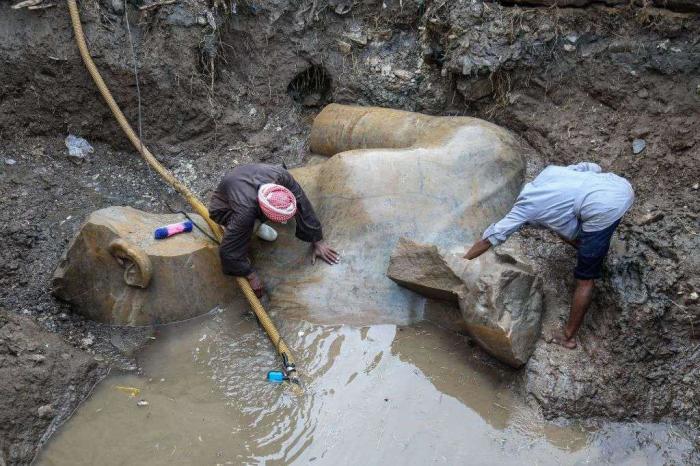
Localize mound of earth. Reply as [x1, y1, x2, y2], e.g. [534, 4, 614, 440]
[0, 309, 105, 465]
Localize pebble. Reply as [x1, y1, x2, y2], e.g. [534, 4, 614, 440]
[635, 211, 664, 226]
[37, 405, 54, 419]
[692, 183, 698, 190]
[81, 334, 95, 347]
[5, 158, 16, 165]
[28, 354, 46, 363]
[337, 40, 352, 55]
[393, 69, 413, 81]
[110, 0, 124, 14]
[563, 44, 576, 52]
[689, 292, 699, 301]
[632, 138, 646, 154]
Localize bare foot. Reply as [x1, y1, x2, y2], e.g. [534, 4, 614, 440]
[548, 331, 577, 349]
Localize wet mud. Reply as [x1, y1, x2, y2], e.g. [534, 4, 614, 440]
[37, 302, 696, 465]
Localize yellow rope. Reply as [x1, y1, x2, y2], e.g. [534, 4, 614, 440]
[66, 0, 297, 376]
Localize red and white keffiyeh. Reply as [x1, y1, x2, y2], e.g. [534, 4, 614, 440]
[257, 183, 297, 223]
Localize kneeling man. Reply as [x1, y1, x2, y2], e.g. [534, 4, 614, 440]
[464, 162, 634, 349]
[209, 163, 340, 297]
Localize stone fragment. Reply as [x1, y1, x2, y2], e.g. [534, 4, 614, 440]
[337, 40, 352, 55]
[632, 138, 646, 154]
[386, 239, 462, 303]
[80, 335, 94, 347]
[635, 211, 664, 226]
[52, 207, 237, 325]
[343, 31, 367, 46]
[37, 405, 54, 419]
[393, 69, 413, 81]
[28, 354, 46, 363]
[110, 0, 124, 14]
[563, 43, 576, 52]
[387, 238, 543, 368]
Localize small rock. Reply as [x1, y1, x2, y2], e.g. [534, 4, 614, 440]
[37, 405, 54, 419]
[206, 11, 217, 29]
[65, 134, 94, 161]
[329, 0, 352, 14]
[81, 334, 95, 347]
[28, 354, 46, 363]
[5, 158, 16, 165]
[393, 70, 413, 81]
[689, 292, 699, 301]
[344, 32, 367, 47]
[632, 138, 646, 154]
[635, 211, 664, 226]
[380, 64, 392, 76]
[566, 33, 579, 44]
[692, 183, 698, 190]
[563, 44, 576, 52]
[337, 40, 352, 55]
[637, 88, 649, 99]
[110, 0, 124, 14]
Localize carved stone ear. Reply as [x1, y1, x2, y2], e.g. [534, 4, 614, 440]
[108, 238, 153, 288]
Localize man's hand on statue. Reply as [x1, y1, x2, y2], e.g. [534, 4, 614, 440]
[312, 240, 340, 265]
[463, 238, 492, 260]
[246, 271, 265, 298]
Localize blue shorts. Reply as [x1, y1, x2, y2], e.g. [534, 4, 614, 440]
[574, 219, 621, 280]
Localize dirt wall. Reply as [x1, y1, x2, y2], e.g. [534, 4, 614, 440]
[0, 0, 698, 461]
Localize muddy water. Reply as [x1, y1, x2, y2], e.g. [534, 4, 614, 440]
[38, 302, 694, 465]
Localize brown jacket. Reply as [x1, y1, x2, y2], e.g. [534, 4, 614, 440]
[208, 163, 323, 276]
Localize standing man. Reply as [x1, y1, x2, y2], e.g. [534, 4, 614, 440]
[463, 162, 634, 349]
[209, 163, 340, 297]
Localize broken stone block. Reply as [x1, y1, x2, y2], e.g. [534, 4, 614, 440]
[52, 206, 237, 326]
[387, 238, 543, 368]
[252, 104, 526, 326]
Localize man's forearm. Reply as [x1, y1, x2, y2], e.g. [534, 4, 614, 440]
[464, 238, 492, 260]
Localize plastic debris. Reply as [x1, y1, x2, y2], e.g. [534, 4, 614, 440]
[115, 385, 141, 397]
[267, 370, 287, 383]
[136, 400, 150, 407]
[154, 220, 193, 239]
[5, 158, 16, 165]
[65, 134, 94, 160]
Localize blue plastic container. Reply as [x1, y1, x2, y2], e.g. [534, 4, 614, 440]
[267, 371, 286, 383]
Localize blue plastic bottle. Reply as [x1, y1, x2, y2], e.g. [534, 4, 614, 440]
[267, 371, 286, 383]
